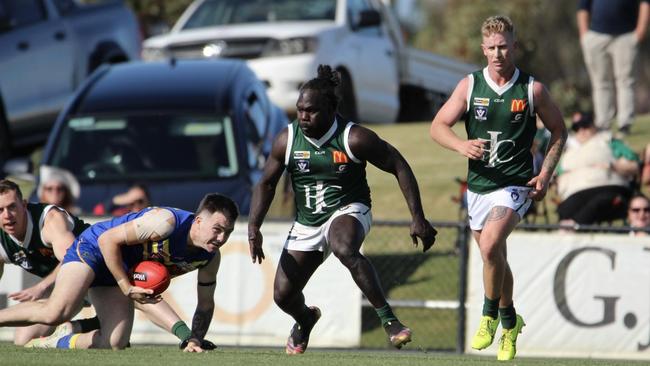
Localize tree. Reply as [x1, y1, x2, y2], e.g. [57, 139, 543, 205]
[125, 0, 193, 38]
[411, 0, 649, 115]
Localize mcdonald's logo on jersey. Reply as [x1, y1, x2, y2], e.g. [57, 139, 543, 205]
[332, 150, 348, 164]
[510, 99, 527, 112]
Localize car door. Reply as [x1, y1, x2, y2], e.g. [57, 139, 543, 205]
[0, 0, 75, 137]
[343, 0, 399, 123]
[243, 80, 289, 184]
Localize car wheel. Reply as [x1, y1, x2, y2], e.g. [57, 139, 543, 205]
[336, 70, 358, 123]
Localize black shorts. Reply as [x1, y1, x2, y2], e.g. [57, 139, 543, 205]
[557, 185, 631, 224]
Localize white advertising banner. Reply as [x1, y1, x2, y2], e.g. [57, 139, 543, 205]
[466, 232, 650, 360]
[0, 221, 361, 347]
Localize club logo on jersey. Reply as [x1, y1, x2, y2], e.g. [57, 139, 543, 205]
[474, 97, 490, 106]
[296, 159, 310, 173]
[510, 113, 524, 123]
[510, 99, 527, 112]
[475, 106, 488, 121]
[333, 150, 348, 164]
[13, 251, 32, 270]
[304, 180, 343, 214]
[294, 151, 310, 159]
[38, 247, 54, 257]
[481, 131, 515, 168]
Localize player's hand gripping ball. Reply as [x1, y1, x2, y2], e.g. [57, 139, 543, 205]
[130, 260, 170, 296]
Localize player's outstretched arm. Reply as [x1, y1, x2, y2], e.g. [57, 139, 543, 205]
[248, 128, 288, 264]
[98, 208, 176, 303]
[8, 264, 58, 302]
[183, 253, 220, 353]
[430, 77, 486, 160]
[12, 208, 78, 301]
[527, 81, 567, 201]
[348, 126, 437, 252]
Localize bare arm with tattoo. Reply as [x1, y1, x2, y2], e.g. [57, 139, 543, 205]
[183, 252, 220, 353]
[527, 81, 568, 201]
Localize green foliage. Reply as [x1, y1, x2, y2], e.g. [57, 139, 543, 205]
[124, 0, 194, 37]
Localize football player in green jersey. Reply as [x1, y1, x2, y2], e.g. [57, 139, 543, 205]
[430, 16, 567, 360]
[0, 179, 97, 345]
[248, 65, 437, 355]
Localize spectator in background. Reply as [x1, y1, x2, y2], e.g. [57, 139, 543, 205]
[639, 144, 650, 190]
[37, 165, 80, 215]
[577, 0, 649, 137]
[111, 183, 151, 216]
[556, 112, 640, 226]
[627, 193, 650, 236]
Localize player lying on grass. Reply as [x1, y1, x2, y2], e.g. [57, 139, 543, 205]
[0, 191, 237, 351]
[0, 179, 217, 349]
[0, 179, 95, 345]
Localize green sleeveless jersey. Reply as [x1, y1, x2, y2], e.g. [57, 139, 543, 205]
[464, 68, 537, 193]
[287, 119, 371, 226]
[0, 203, 89, 277]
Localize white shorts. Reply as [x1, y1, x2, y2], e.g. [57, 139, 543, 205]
[466, 186, 532, 231]
[285, 202, 372, 258]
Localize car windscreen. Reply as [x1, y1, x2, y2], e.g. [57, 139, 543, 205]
[182, 0, 336, 29]
[50, 114, 240, 182]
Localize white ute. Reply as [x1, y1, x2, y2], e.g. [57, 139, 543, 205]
[142, 0, 475, 123]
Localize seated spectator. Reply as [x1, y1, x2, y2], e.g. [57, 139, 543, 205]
[37, 165, 80, 214]
[627, 194, 650, 236]
[639, 144, 650, 190]
[111, 183, 151, 216]
[555, 112, 639, 225]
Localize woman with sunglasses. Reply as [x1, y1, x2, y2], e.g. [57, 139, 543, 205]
[627, 194, 650, 236]
[37, 166, 80, 215]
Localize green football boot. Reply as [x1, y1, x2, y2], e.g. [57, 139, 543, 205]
[471, 315, 499, 350]
[497, 314, 526, 361]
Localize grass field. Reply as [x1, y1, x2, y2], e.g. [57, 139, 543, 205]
[365, 114, 650, 222]
[14, 114, 650, 222]
[3, 344, 648, 366]
[6, 116, 650, 363]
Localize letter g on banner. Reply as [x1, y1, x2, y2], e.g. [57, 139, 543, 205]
[554, 247, 620, 327]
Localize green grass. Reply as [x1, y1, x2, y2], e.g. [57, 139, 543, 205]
[365, 114, 650, 221]
[13, 114, 650, 222]
[7, 117, 650, 363]
[2, 344, 646, 366]
[360, 225, 461, 350]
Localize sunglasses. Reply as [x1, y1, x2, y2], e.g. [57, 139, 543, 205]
[630, 207, 650, 213]
[43, 185, 65, 193]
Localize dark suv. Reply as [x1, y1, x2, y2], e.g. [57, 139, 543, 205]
[37, 59, 287, 215]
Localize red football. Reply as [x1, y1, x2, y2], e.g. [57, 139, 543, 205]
[130, 260, 170, 296]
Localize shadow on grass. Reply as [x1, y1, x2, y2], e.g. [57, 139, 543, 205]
[362, 251, 456, 335]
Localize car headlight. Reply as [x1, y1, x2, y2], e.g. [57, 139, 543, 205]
[141, 47, 168, 61]
[262, 37, 318, 57]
